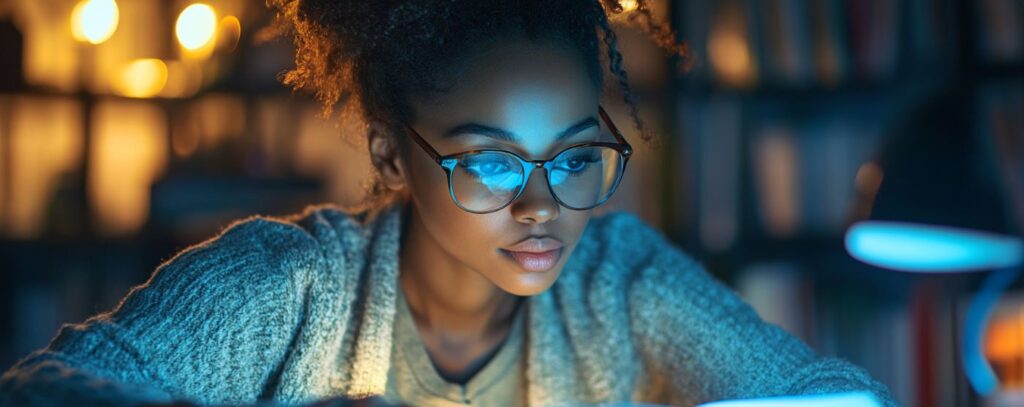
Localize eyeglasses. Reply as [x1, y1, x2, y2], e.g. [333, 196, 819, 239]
[403, 105, 633, 214]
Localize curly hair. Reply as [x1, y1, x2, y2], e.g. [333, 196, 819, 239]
[264, 0, 689, 211]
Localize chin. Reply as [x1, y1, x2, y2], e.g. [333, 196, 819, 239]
[495, 266, 563, 296]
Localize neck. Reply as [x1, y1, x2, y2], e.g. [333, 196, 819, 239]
[398, 204, 521, 340]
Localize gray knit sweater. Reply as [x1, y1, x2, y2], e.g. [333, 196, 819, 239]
[0, 203, 898, 407]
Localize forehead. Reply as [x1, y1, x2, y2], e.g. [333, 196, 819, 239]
[410, 39, 600, 155]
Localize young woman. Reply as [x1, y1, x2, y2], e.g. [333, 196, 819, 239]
[0, 1, 897, 406]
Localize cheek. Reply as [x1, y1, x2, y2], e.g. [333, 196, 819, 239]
[405, 152, 503, 250]
[405, 152, 451, 209]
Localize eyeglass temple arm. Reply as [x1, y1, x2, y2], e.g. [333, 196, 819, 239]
[404, 125, 443, 163]
[597, 105, 632, 153]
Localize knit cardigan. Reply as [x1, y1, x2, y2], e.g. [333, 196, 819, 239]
[0, 203, 898, 407]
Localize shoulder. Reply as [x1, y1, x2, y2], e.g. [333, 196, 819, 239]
[86, 203, 404, 399]
[573, 210, 750, 322]
[32, 205, 365, 401]
[154, 207, 325, 284]
[113, 202, 402, 318]
[172, 201, 400, 277]
[105, 207, 330, 326]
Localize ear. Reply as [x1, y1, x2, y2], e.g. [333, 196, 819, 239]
[369, 130, 407, 192]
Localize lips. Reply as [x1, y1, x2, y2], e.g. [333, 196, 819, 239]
[505, 237, 563, 253]
[501, 237, 564, 272]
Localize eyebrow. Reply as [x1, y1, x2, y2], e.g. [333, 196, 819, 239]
[441, 117, 599, 142]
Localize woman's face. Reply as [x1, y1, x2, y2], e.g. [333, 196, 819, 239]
[397, 39, 605, 296]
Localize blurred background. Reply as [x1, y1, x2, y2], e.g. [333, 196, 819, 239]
[0, 0, 1022, 406]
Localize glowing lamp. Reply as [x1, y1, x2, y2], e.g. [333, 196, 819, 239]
[843, 88, 1022, 398]
[845, 221, 1024, 273]
[176, 4, 217, 51]
[71, 0, 119, 44]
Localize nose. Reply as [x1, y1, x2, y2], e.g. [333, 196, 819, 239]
[510, 167, 559, 224]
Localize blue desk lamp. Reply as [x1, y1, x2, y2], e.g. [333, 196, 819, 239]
[842, 87, 1022, 397]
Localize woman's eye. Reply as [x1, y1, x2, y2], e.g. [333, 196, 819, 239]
[564, 159, 585, 171]
[465, 160, 509, 176]
[556, 153, 599, 172]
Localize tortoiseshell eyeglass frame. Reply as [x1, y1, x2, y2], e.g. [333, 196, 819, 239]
[403, 105, 633, 214]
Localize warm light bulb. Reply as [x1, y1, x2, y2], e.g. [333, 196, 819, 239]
[620, 0, 639, 12]
[175, 4, 217, 51]
[71, 0, 119, 44]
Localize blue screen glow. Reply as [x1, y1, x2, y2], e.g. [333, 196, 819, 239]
[696, 391, 882, 407]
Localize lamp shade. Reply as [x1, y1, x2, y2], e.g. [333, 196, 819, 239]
[848, 86, 1018, 273]
[846, 221, 1023, 273]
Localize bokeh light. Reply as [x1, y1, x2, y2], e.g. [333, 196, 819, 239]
[159, 60, 203, 98]
[217, 16, 242, 52]
[89, 101, 167, 237]
[708, 5, 756, 87]
[116, 59, 168, 98]
[70, 0, 119, 45]
[709, 28, 754, 86]
[175, 3, 217, 52]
